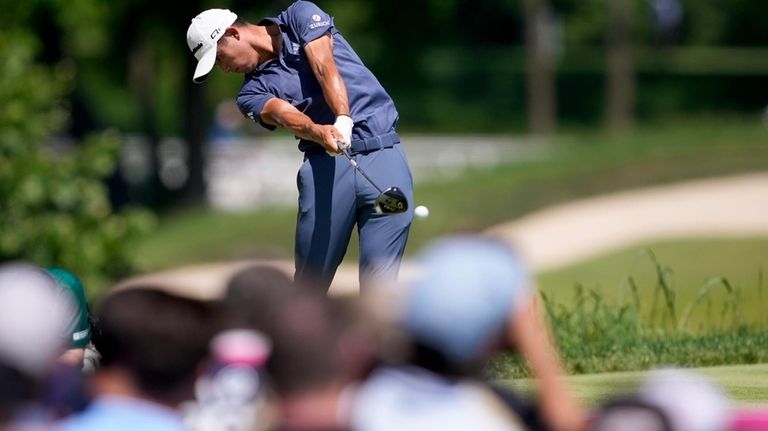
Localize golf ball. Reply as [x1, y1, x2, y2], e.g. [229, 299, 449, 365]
[414, 205, 429, 219]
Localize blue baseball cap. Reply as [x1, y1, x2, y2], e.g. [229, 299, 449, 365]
[404, 236, 532, 365]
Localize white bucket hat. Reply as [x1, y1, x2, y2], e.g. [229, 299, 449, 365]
[187, 9, 238, 83]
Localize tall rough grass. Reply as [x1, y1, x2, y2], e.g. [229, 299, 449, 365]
[490, 250, 768, 378]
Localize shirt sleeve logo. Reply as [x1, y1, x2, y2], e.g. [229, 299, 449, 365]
[309, 14, 330, 29]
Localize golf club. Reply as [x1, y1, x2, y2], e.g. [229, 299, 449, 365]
[338, 144, 408, 214]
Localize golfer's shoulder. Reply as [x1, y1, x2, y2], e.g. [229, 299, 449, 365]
[283, 0, 327, 23]
[287, 0, 323, 13]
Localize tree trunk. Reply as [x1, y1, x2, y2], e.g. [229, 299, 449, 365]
[605, 0, 635, 133]
[178, 2, 208, 205]
[524, 0, 557, 135]
[128, 41, 162, 206]
[182, 66, 207, 204]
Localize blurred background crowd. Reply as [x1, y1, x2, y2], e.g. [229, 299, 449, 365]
[0, 235, 755, 431]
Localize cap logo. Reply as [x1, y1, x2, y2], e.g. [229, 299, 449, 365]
[210, 28, 221, 39]
[191, 42, 203, 55]
[73, 328, 90, 341]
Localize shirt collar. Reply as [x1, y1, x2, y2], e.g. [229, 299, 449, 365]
[257, 16, 281, 27]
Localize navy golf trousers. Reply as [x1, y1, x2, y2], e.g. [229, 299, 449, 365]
[294, 139, 413, 292]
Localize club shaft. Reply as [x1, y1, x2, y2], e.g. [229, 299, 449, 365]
[340, 147, 384, 194]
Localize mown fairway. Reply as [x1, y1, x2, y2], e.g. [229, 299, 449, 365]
[502, 363, 768, 405]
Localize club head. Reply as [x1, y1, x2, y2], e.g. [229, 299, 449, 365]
[374, 187, 409, 214]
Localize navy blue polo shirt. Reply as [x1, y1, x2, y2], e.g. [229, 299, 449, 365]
[236, 1, 399, 151]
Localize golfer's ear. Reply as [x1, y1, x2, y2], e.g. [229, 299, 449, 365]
[224, 27, 240, 40]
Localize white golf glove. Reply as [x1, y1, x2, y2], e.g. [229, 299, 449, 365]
[327, 115, 353, 157]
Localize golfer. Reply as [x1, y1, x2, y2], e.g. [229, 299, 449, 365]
[187, 1, 413, 291]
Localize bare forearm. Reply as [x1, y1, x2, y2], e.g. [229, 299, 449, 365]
[260, 97, 344, 153]
[305, 34, 350, 117]
[262, 103, 322, 142]
[314, 61, 350, 117]
[510, 299, 587, 431]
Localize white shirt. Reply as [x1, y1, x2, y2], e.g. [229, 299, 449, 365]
[351, 366, 526, 431]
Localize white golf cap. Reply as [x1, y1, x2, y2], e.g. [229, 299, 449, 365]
[0, 262, 73, 377]
[187, 9, 238, 83]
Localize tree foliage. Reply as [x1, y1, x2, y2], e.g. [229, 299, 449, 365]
[0, 28, 154, 284]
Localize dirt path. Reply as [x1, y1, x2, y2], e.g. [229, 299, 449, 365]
[487, 171, 768, 272]
[117, 172, 768, 299]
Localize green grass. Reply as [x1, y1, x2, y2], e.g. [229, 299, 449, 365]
[483, 237, 768, 379]
[130, 117, 768, 271]
[501, 363, 768, 406]
[482, 237, 768, 378]
[485, 239, 768, 379]
[491, 328, 768, 377]
[537, 238, 768, 329]
[407, 116, 768, 252]
[129, 206, 296, 271]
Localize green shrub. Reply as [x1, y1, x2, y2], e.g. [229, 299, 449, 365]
[0, 29, 154, 293]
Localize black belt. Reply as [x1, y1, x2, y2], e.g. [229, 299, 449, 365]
[301, 131, 400, 155]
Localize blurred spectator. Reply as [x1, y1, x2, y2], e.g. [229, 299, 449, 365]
[730, 405, 768, 431]
[44, 268, 99, 372]
[206, 264, 365, 431]
[223, 264, 295, 331]
[648, 0, 682, 45]
[0, 262, 73, 428]
[352, 235, 586, 431]
[263, 290, 373, 431]
[762, 104, 768, 129]
[590, 398, 672, 431]
[638, 369, 729, 431]
[209, 101, 247, 147]
[590, 368, 730, 431]
[59, 287, 216, 431]
[197, 264, 297, 431]
[183, 328, 271, 431]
